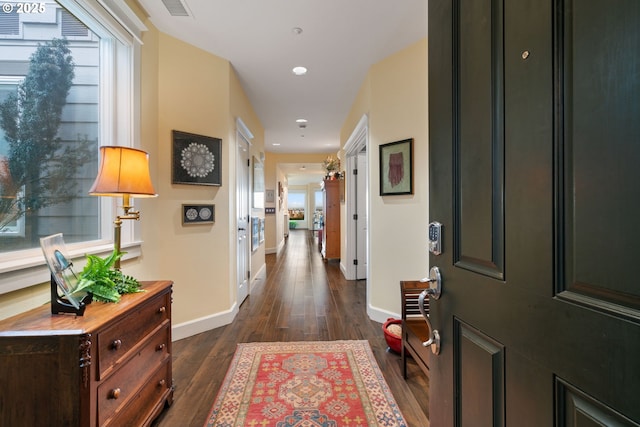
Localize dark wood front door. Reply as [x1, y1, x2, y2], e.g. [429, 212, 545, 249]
[428, 0, 640, 425]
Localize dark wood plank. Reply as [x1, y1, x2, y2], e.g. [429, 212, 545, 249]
[152, 230, 429, 427]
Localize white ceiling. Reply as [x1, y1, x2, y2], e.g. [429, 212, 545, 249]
[279, 163, 325, 186]
[136, 0, 427, 155]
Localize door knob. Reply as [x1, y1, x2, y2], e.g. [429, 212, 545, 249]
[420, 266, 442, 300]
[418, 266, 442, 355]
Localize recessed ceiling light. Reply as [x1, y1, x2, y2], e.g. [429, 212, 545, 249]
[272, 143, 281, 146]
[296, 119, 307, 123]
[292, 66, 307, 76]
[292, 27, 303, 35]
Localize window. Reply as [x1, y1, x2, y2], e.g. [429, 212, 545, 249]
[313, 190, 323, 230]
[288, 191, 306, 225]
[0, 0, 146, 293]
[0, 8, 100, 251]
[0, 76, 24, 236]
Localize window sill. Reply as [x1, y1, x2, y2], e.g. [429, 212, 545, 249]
[0, 241, 142, 295]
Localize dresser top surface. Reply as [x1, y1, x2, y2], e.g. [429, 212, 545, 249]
[0, 280, 173, 335]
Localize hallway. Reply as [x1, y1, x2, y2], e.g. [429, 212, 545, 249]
[154, 229, 429, 426]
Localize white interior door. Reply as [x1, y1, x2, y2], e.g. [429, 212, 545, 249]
[236, 133, 250, 304]
[344, 115, 369, 280]
[355, 150, 367, 279]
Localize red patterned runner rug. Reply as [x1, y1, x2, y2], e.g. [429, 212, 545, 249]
[203, 340, 408, 427]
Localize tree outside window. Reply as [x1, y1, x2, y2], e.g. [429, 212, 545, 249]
[0, 3, 100, 253]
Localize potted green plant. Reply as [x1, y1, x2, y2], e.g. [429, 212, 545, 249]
[73, 250, 143, 303]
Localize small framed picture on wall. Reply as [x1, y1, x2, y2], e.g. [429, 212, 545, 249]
[379, 138, 413, 196]
[182, 204, 215, 225]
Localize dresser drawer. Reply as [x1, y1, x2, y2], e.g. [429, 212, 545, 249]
[103, 360, 172, 427]
[97, 292, 170, 379]
[97, 324, 170, 426]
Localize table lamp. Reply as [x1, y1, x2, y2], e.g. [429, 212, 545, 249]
[89, 146, 157, 270]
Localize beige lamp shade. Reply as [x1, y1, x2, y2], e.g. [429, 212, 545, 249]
[89, 146, 157, 197]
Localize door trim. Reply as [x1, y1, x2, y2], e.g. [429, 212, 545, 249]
[236, 117, 253, 305]
[343, 115, 369, 281]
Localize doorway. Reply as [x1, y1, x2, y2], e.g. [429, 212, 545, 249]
[236, 119, 252, 305]
[344, 115, 369, 280]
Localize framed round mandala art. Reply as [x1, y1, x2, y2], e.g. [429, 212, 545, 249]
[182, 204, 215, 225]
[172, 130, 222, 186]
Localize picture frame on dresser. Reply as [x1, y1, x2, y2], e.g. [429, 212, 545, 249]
[40, 233, 91, 315]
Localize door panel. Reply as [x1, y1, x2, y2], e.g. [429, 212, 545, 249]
[428, 0, 640, 425]
[456, 0, 505, 279]
[454, 320, 505, 427]
[561, 0, 640, 308]
[557, 379, 638, 427]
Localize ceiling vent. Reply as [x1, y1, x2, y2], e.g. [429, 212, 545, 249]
[161, 0, 190, 17]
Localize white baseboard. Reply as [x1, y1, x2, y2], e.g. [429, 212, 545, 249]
[172, 302, 238, 341]
[265, 237, 285, 255]
[251, 262, 267, 290]
[172, 264, 269, 342]
[340, 261, 348, 277]
[367, 304, 401, 325]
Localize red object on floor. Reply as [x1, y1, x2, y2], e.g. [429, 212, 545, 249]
[383, 318, 402, 353]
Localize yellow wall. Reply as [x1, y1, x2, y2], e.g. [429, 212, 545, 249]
[341, 38, 428, 318]
[135, 32, 233, 324]
[0, 282, 50, 320]
[134, 31, 265, 326]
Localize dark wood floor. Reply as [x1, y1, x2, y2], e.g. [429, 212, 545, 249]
[153, 229, 430, 427]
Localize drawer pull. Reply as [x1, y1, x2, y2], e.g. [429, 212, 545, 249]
[111, 339, 122, 350]
[109, 388, 121, 400]
[158, 306, 166, 314]
[158, 379, 166, 387]
[156, 343, 166, 351]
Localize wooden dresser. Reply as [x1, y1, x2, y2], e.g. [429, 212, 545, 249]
[0, 280, 173, 427]
[321, 179, 341, 260]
